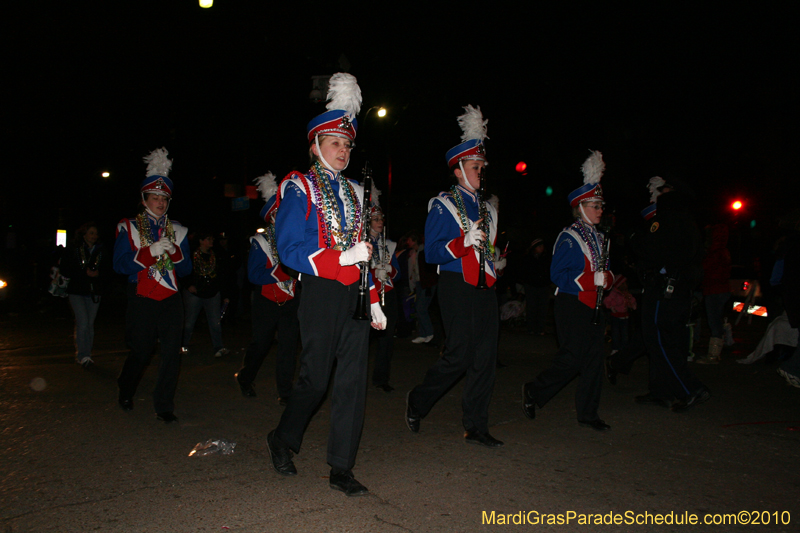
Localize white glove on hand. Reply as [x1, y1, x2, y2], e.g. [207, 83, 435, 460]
[149, 239, 168, 257]
[159, 236, 176, 255]
[371, 302, 387, 330]
[375, 266, 387, 282]
[494, 257, 507, 271]
[339, 242, 371, 266]
[594, 271, 606, 287]
[464, 219, 485, 248]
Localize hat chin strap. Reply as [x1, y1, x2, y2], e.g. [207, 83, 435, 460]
[579, 203, 593, 225]
[314, 135, 349, 175]
[458, 161, 476, 192]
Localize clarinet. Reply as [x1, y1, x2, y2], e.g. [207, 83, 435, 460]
[476, 166, 488, 289]
[353, 161, 373, 320]
[591, 232, 611, 325]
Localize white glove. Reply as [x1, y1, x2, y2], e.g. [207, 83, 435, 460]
[494, 257, 507, 271]
[594, 271, 606, 287]
[149, 239, 168, 257]
[375, 266, 387, 282]
[159, 236, 176, 255]
[371, 302, 387, 330]
[339, 241, 371, 266]
[464, 219, 485, 248]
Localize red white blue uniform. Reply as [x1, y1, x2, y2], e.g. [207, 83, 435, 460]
[248, 234, 296, 304]
[424, 185, 498, 287]
[113, 215, 191, 299]
[368, 235, 400, 294]
[276, 168, 377, 304]
[551, 220, 613, 309]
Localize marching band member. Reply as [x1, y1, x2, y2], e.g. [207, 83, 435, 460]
[405, 105, 503, 448]
[266, 73, 385, 497]
[522, 150, 614, 431]
[236, 173, 301, 404]
[113, 147, 191, 423]
[368, 190, 401, 392]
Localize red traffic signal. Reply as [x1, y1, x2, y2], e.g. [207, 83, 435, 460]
[515, 161, 527, 174]
[731, 200, 743, 211]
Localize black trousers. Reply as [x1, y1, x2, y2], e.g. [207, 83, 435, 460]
[531, 292, 605, 422]
[274, 275, 370, 471]
[238, 290, 301, 398]
[371, 288, 398, 386]
[408, 271, 499, 434]
[640, 288, 705, 401]
[118, 286, 184, 413]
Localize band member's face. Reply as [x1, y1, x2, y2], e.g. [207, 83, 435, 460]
[582, 201, 604, 225]
[456, 159, 485, 191]
[313, 135, 353, 172]
[143, 193, 169, 218]
[370, 216, 384, 235]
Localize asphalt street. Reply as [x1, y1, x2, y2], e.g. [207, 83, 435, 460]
[1, 301, 798, 532]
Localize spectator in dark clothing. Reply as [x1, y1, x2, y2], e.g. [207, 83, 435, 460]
[182, 230, 230, 357]
[696, 224, 731, 364]
[60, 222, 110, 367]
[521, 238, 551, 335]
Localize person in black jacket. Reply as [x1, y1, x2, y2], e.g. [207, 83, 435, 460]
[181, 230, 230, 358]
[60, 222, 109, 367]
[631, 179, 709, 412]
[521, 238, 552, 335]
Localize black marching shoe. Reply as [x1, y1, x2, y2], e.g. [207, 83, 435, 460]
[374, 383, 395, 393]
[464, 430, 504, 448]
[119, 398, 134, 412]
[604, 356, 618, 385]
[578, 419, 611, 431]
[671, 386, 711, 413]
[405, 391, 421, 433]
[521, 382, 537, 419]
[635, 392, 671, 408]
[267, 430, 297, 476]
[329, 469, 369, 497]
[235, 373, 257, 397]
[157, 412, 178, 423]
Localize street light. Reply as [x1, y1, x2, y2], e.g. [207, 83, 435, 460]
[101, 172, 110, 178]
[199, 0, 213, 7]
[377, 107, 387, 118]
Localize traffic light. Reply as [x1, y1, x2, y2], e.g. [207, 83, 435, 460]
[545, 186, 553, 197]
[731, 200, 743, 211]
[515, 161, 527, 175]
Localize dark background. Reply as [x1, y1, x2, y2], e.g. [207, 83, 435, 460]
[3, 2, 797, 281]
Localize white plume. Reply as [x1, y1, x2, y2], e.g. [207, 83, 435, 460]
[326, 73, 362, 118]
[488, 194, 499, 212]
[581, 150, 604, 185]
[254, 172, 278, 202]
[647, 176, 665, 203]
[143, 147, 172, 177]
[372, 185, 382, 209]
[457, 105, 489, 142]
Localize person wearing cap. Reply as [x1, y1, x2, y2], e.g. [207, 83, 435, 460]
[367, 198, 401, 392]
[113, 147, 191, 423]
[235, 173, 301, 404]
[630, 176, 709, 412]
[265, 73, 385, 497]
[522, 150, 614, 432]
[405, 105, 504, 448]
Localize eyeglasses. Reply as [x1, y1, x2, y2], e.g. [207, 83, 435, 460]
[584, 204, 604, 210]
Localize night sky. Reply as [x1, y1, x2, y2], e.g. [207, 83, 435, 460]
[4, 2, 797, 255]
